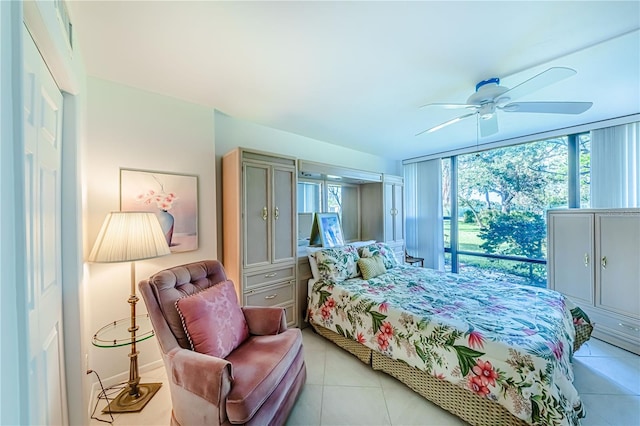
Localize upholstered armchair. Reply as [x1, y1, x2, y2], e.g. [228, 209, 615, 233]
[138, 260, 306, 425]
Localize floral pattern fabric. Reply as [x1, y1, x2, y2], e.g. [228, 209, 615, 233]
[358, 242, 399, 269]
[308, 265, 591, 426]
[313, 245, 360, 282]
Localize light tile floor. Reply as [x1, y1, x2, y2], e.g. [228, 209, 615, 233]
[90, 328, 640, 426]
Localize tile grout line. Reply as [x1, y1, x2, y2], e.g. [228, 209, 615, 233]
[379, 375, 394, 426]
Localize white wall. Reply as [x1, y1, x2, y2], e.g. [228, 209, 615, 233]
[83, 77, 217, 384]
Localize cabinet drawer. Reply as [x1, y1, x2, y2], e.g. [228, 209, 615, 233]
[584, 306, 640, 346]
[244, 266, 295, 289]
[245, 281, 294, 307]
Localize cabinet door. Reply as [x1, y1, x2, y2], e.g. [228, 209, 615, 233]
[596, 214, 640, 319]
[243, 163, 270, 268]
[392, 184, 404, 242]
[384, 183, 394, 242]
[272, 166, 296, 264]
[548, 213, 594, 305]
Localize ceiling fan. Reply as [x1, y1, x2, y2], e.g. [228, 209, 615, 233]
[417, 67, 593, 137]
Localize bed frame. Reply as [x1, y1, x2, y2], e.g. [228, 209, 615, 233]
[311, 321, 529, 426]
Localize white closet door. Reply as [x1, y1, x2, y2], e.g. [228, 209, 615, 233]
[392, 184, 404, 242]
[548, 212, 594, 305]
[23, 26, 67, 425]
[596, 213, 640, 319]
[243, 162, 270, 268]
[384, 183, 394, 242]
[272, 166, 295, 264]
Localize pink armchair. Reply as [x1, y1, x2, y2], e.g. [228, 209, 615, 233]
[138, 260, 306, 425]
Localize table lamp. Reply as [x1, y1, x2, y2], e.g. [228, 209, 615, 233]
[88, 211, 171, 413]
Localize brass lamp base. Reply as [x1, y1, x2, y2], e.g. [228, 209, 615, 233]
[102, 382, 162, 413]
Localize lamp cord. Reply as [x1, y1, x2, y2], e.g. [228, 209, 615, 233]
[88, 369, 115, 424]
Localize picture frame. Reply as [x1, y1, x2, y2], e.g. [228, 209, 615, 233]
[313, 212, 345, 248]
[120, 168, 198, 253]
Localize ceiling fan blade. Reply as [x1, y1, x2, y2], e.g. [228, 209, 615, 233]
[479, 114, 498, 137]
[501, 101, 593, 114]
[420, 102, 478, 109]
[500, 67, 577, 102]
[416, 112, 475, 136]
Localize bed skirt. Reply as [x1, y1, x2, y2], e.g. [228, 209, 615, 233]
[311, 321, 528, 426]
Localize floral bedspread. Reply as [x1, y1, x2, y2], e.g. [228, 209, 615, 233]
[308, 265, 591, 426]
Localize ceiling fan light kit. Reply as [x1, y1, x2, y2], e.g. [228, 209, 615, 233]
[418, 67, 594, 138]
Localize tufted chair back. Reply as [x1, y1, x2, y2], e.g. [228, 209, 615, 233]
[143, 260, 228, 350]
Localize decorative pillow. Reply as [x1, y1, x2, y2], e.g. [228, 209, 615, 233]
[306, 246, 324, 280]
[313, 245, 360, 282]
[358, 255, 387, 280]
[175, 280, 249, 358]
[347, 240, 376, 249]
[306, 241, 375, 280]
[358, 242, 399, 269]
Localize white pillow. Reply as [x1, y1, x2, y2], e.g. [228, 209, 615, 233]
[348, 240, 376, 249]
[306, 246, 324, 280]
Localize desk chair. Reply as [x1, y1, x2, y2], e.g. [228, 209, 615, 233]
[405, 250, 424, 267]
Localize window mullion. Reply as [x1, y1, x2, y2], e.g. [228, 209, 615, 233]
[568, 134, 580, 208]
[451, 156, 459, 273]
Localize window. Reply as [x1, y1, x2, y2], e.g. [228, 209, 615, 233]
[445, 132, 590, 288]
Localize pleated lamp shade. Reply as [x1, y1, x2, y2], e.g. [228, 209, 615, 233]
[88, 211, 171, 263]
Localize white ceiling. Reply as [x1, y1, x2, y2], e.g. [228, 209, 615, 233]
[68, 1, 640, 161]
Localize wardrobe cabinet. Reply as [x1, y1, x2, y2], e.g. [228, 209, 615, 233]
[223, 148, 298, 327]
[361, 174, 405, 261]
[548, 209, 640, 354]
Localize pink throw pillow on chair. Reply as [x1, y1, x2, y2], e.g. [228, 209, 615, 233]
[175, 280, 249, 358]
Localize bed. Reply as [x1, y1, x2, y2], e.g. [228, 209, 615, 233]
[306, 242, 593, 426]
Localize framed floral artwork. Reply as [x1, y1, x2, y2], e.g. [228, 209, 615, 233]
[120, 168, 198, 252]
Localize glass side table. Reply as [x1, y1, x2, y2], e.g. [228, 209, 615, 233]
[92, 314, 155, 347]
[92, 314, 161, 413]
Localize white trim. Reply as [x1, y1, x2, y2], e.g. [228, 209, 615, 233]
[403, 113, 640, 164]
[0, 2, 30, 424]
[383, 173, 403, 185]
[61, 92, 87, 426]
[23, 0, 79, 93]
[299, 160, 383, 183]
